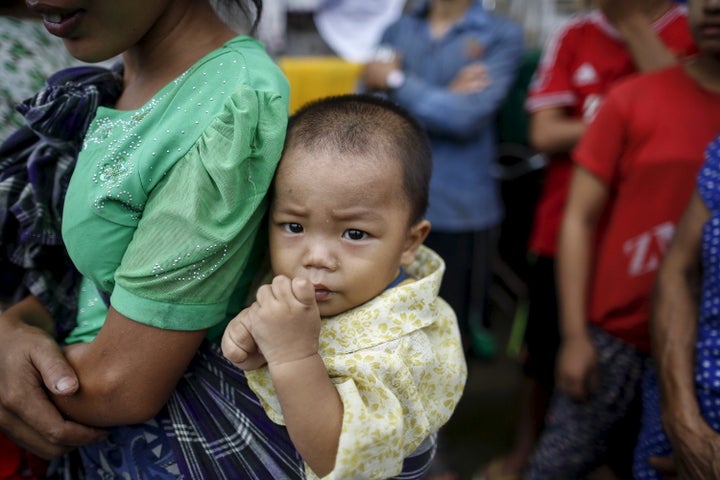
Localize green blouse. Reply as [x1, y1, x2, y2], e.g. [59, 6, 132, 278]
[62, 36, 289, 344]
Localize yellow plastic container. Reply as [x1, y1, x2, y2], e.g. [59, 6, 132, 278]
[277, 56, 364, 113]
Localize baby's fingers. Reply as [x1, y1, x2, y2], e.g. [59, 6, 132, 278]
[221, 320, 256, 365]
[290, 277, 316, 306]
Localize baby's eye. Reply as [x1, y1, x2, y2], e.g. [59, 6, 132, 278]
[283, 223, 303, 234]
[343, 229, 368, 241]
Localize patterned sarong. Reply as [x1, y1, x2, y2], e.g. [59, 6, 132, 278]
[161, 342, 436, 479]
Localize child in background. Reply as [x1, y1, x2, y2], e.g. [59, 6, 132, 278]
[478, 1, 696, 478]
[222, 94, 468, 480]
[527, 0, 720, 476]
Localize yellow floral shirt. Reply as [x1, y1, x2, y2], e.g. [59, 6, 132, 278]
[245, 245, 468, 479]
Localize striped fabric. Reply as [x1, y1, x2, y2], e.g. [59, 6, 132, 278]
[162, 342, 305, 479]
[162, 342, 437, 479]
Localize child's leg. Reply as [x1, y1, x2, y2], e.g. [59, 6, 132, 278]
[524, 327, 646, 479]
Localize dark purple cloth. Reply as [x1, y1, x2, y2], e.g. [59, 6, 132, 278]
[0, 65, 122, 337]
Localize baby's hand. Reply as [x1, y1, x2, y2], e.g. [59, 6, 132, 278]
[221, 311, 267, 370]
[246, 275, 321, 366]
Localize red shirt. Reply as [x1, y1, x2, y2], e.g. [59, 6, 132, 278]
[0, 433, 46, 480]
[525, 5, 696, 256]
[574, 65, 720, 351]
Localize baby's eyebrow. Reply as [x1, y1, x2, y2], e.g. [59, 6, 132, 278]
[331, 208, 384, 222]
[271, 203, 308, 216]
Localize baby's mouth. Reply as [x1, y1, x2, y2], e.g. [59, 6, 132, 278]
[43, 13, 63, 23]
[313, 286, 333, 302]
[42, 10, 82, 24]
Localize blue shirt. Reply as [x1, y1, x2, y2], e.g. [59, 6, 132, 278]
[378, 0, 523, 231]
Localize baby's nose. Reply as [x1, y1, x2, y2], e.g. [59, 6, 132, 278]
[303, 242, 338, 270]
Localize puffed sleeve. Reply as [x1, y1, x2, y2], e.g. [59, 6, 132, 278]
[111, 86, 287, 331]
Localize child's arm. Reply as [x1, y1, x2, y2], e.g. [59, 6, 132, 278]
[529, 108, 587, 155]
[269, 352, 343, 477]
[240, 275, 342, 478]
[556, 166, 609, 401]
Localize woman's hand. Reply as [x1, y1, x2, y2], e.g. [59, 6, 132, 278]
[663, 413, 720, 479]
[0, 298, 105, 459]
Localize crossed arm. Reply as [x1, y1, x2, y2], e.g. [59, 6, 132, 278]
[0, 293, 206, 459]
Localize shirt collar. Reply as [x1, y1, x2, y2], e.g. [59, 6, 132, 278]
[409, 0, 492, 30]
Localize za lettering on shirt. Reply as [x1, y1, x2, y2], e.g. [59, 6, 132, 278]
[623, 221, 675, 277]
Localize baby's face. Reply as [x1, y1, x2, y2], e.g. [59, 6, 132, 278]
[269, 147, 416, 316]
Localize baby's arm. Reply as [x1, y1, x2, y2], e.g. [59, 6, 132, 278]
[244, 275, 343, 477]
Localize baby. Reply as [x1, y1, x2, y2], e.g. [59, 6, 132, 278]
[222, 94, 467, 480]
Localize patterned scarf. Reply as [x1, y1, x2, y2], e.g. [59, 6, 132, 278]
[0, 65, 122, 338]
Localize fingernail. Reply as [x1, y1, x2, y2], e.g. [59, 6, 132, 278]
[55, 377, 77, 393]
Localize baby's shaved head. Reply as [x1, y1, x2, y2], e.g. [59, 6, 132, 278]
[283, 94, 432, 224]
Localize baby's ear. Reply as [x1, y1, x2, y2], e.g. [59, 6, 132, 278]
[400, 219, 431, 266]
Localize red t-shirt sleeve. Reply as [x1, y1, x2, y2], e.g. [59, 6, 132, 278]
[572, 88, 627, 185]
[526, 25, 576, 111]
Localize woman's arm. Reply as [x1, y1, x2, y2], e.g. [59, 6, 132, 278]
[52, 307, 206, 426]
[556, 166, 609, 400]
[653, 193, 705, 429]
[651, 192, 720, 478]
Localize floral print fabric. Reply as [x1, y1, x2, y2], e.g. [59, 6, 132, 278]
[246, 245, 468, 480]
[0, 17, 79, 143]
